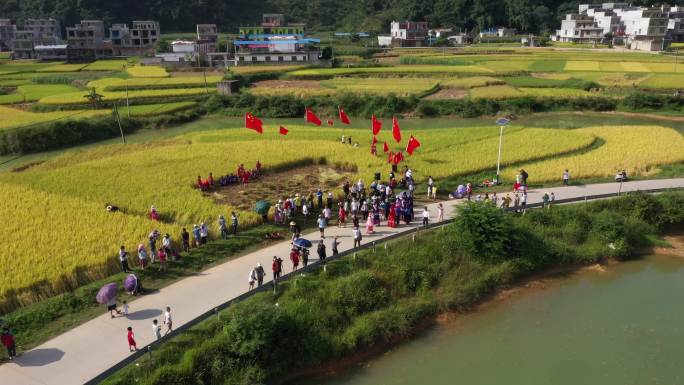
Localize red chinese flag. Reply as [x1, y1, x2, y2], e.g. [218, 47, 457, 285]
[392, 116, 402, 143]
[388, 151, 394, 164]
[327, 119, 334, 126]
[279, 126, 289, 135]
[372, 136, 378, 145]
[338, 105, 351, 125]
[383, 142, 389, 153]
[371, 115, 382, 135]
[406, 135, 421, 155]
[305, 107, 322, 126]
[245, 112, 263, 134]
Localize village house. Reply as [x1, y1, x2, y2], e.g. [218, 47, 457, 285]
[235, 14, 319, 65]
[390, 20, 429, 47]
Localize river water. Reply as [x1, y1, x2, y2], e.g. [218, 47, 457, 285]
[303, 254, 684, 385]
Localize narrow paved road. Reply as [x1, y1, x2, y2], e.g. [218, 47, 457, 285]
[2, 178, 683, 385]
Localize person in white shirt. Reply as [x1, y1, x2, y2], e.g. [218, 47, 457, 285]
[164, 306, 173, 335]
[422, 206, 430, 226]
[562, 170, 570, 185]
[352, 227, 362, 247]
[152, 319, 162, 340]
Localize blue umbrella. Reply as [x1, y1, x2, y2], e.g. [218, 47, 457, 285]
[293, 238, 312, 248]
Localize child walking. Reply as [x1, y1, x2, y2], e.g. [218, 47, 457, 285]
[127, 327, 137, 352]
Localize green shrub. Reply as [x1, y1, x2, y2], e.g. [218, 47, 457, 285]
[454, 202, 517, 262]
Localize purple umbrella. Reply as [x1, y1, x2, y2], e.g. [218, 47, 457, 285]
[124, 274, 138, 292]
[96, 283, 118, 304]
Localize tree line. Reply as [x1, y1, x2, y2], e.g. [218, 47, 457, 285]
[0, 0, 680, 34]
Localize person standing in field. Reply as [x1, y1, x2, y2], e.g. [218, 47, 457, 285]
[1, 328, 16, 360]
[157, 248, 167, 271]
[255, 263, 265, 286]
[127, 326, 137, 352]
[164, 307, 173, 335]
[316, 188, 324, 210]
[191, 225, 201, 248]
[231, 212, 239, 235]
[119, 246, 130, 273]
[199, 223, 208, 244]
[181, 228, 190, 253]
[218, 215, 228, 239]
[137, 244, 148, 269]
[162, 233, 173, 258]
[152, 319, 161, 341]
[562, 169, 570, 185]
[327, 192, 334, 210]
[148, 229, 160, 263]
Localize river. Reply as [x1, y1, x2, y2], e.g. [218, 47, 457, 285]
[300, 253, 684, 385]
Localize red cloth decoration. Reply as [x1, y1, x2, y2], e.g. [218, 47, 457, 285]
[338, 105, 351, 124]
[279, 126, 289, 135]
[372, 136, 378, 145]
[406, 135, 421, 155]
[305, 107, 322, 126]
[371, 115, 382, 135]
[383, 142, 389, 153]
[392, 116, 402, 143]
[245, 112, 263, 134]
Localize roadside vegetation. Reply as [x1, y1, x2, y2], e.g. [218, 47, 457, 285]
[101, 192, 684, 385]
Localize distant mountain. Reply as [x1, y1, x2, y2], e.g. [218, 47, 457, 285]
[0, 0, 677, 35]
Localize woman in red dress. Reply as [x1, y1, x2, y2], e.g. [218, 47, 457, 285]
[338, 204, 347, 228]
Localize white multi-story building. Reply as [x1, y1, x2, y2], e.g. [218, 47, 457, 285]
[555, 3, 675, 51]
[556, 14, 604, 43]
[614, 7, 667, 51]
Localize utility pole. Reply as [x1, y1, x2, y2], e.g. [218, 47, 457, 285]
[495, 117, 510, 184]
[203, 68, 209, 94]
[125, 81, 130, 118]
[114, 104, 126, 144]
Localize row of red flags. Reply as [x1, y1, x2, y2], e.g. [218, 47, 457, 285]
[244, 106, 421, 161]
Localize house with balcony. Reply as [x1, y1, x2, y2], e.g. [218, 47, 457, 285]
[12, 30, 36, 58]
[25, 18, 61, 45]
[110, 20, 159, 56]
[555, 14, 605, 44]
[614, 7, 667, 51]
[0, 19, 15, 52]
[66, 20, 109, 60]
[236, 14, 318, 65]
[390, 21, 428, 47]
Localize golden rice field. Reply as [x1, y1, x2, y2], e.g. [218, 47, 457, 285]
[0, 106, 109, 130]
[126, 65, 169, 78]
[87, 76, 224, 91]
[469, 85, 524, 99]
[440, 76, 504, 88]
[3, 120, 682, 304]
[82, 60, 129, 71]
[38, 87, 214, 105]
[502, 125, 684, 182]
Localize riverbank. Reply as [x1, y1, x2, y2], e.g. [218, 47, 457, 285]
[100, 191, 684, 385]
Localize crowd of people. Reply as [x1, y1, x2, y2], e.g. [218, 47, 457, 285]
[197, 161, 263, 191]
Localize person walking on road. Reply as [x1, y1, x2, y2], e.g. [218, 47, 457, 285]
[352, 226, 362, 248]
[2, 327, 17, 360]
[248, 267, 256, 290]
[332, 236, 340, 256]
[513, 193, 520, 212]
[119, 246, 130, 273]
[152, 319, 161, 340]
[127, 326, 137, 352]
[290, 248, 300, 271]
[164, 307, 173, 335]
[302, 248, 309, 267]
[542, 192, 550, 208]
[272, 256, 282, 280]
[422, 206, 430, 227]
[521, 192, 528, 213]
[562, 170, 570, 185]
[317, 239, 327, 262]
[317, 214, 326, 237]
[255, 263, 265, 287]
[437, 203, 444, 222]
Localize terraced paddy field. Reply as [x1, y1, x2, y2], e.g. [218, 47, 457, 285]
[1, 115, 683, 307]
